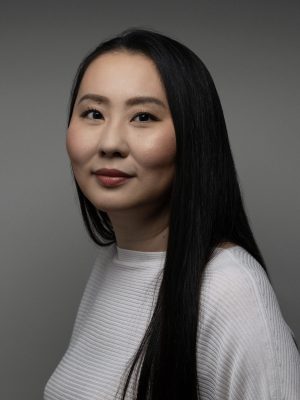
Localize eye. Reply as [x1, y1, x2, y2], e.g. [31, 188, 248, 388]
[80, 108, 103, 120]
[132, 112, 158, 122]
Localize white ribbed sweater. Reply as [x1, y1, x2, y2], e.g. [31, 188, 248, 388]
[44, 244, 300, 399]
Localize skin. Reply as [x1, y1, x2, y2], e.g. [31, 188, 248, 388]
[66, 51, 176, 251]
[66, 50, 235, 252]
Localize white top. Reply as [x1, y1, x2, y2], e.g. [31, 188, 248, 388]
[44, 244, 300, 400]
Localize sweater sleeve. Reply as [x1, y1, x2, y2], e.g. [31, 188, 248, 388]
[197, 251, 300, 400]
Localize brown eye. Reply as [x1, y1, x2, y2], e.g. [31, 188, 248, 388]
[132, 112, 158, 122]
[81, 108, 103, 120]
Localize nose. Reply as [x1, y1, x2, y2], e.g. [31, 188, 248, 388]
[97, 119, 128, 158]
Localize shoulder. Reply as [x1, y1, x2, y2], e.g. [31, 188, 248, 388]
[198, 246, 276, 349]
[197, 246, 300, 400]
[70, 244, 116, 329]
[89, 242, 116, 279]
[200, 245, 280, 320]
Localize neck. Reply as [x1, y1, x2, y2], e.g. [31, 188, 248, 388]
[107, 203, 170, 252]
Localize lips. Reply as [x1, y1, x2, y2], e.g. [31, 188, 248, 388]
[94, 168, 133, 178]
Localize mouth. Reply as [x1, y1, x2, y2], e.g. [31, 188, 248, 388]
[93, 168, 133, 178]
[94, 174, 132, 187]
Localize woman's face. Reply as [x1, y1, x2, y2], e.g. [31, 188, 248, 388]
[66, 51, 176, 214]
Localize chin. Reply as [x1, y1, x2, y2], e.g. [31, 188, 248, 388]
[93, 202, 135, 213]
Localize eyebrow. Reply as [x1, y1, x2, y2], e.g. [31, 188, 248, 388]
[78, 93, 167, 109]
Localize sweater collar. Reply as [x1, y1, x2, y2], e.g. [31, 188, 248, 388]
[113, 243, 166, 267]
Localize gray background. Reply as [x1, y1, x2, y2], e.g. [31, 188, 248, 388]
[1, 1, 299, 398]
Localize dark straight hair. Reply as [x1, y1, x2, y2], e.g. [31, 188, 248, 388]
[67, 27, 273, 400]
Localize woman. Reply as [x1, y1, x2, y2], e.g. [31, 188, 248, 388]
[44, 28, 300, 400]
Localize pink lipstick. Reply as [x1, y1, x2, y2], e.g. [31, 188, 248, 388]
[95, 175, 131, 187]
[93, 168, 133, 187]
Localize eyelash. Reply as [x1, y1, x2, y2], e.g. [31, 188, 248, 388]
[80, 107, 159, 122]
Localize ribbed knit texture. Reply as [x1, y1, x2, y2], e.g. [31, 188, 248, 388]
[44, 244, 300, 400]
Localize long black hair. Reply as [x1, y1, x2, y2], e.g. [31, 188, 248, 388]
[67, 27, 272, 400]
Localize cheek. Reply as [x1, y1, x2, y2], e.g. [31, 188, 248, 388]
[136, 128, 176, 169]
[66, 126, 93, 165]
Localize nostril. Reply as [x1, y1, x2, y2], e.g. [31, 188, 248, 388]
[100, 150, 124, 158]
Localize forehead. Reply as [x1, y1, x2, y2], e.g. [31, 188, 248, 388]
[78, 51, 166, 99]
